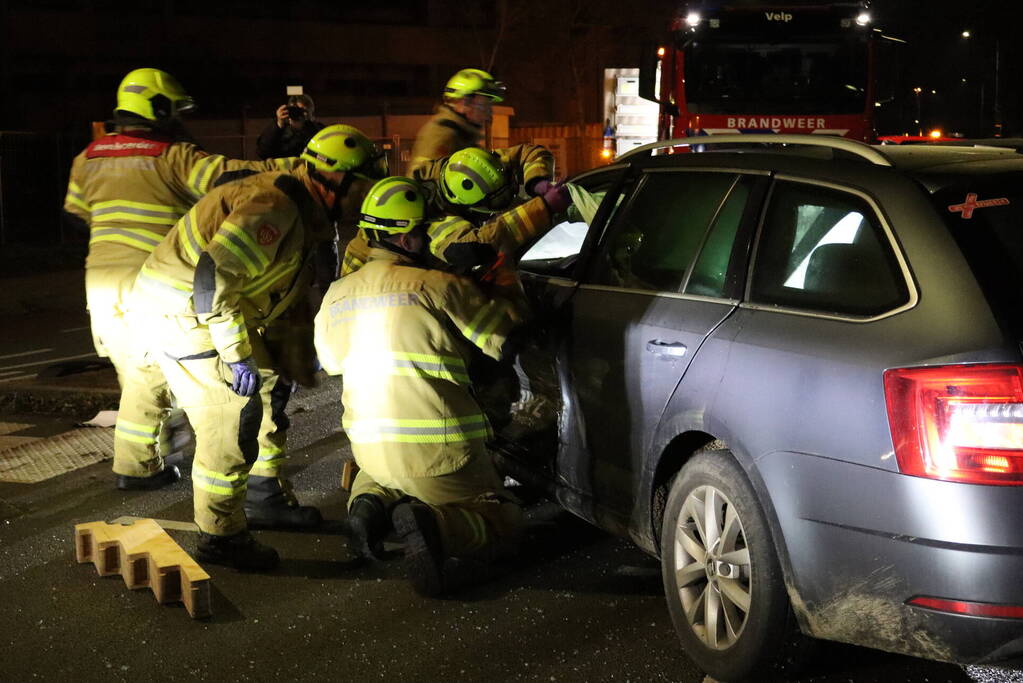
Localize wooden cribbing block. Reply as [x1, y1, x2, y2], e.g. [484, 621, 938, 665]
[74, 518, 212, 619]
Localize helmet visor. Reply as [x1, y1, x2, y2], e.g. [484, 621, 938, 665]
[175, 96, 197, 116]
[354, 147, 389, 181]
[478, 80, 506, 102]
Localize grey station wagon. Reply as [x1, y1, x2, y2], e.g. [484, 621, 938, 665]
[488, 136, 1023, 681]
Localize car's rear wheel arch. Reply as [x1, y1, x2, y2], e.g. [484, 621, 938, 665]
[649, 431, 723, 554]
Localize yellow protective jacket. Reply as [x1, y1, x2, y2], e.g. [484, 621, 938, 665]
[134, 164, 335, 364]
[408, 105, 483, 174]
[64, 127, 294, 271]
[314, 246, 522, 479]
[341, 144, 556, 275]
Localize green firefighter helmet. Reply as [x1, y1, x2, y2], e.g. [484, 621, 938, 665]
[443, 68, 506, 102]
[357, 177, 426, 235]
[115, 68, 196, 121]
[301, 124, 388, 179]
[441, 147, 512, 212]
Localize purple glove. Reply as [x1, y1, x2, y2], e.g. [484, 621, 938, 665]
[227, 357, 262, 397]
[541, 182, 571, 214]
[529, 179, 554, 197]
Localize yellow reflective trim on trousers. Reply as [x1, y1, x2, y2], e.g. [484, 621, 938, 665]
[212, 221, 268, 277]
[114, 431, 158, 445]
[89, 231, 160, 252]
[192, 462, 247, 497]
[114, 421, 159, 444]
[344, 414, 490, 444]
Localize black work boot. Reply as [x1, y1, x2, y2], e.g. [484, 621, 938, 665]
[392, 503, 446, 597]
[244, 501, 322, 530]
[245, 475, 323, 530]
[347, 494, 389, 560]
[116, 465, 181, 491]
[196, 531, 279, 571]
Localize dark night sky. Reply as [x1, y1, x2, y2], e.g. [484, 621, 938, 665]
[4, 0, 1023, 136]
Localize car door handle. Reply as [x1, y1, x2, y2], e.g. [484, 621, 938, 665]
[646, 340, 688, 357]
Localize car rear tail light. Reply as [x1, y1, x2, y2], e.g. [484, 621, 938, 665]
[884, 364, 1023, 485]
[908, 596, 1023, 619]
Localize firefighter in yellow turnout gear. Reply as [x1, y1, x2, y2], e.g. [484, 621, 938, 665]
[132, 125, 383, 570]
[62, 68, 295, 491]
[409, 68, 506, 175]
[315, 177, 527, 595]
[341, 144, 565, 277]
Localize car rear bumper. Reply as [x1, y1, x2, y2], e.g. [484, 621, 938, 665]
[757, 450, 1023, 663]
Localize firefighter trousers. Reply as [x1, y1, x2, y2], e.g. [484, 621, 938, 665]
[93, 267, 185, 478]
[152, 316, 294, 535]
[349, 452, 523, 559]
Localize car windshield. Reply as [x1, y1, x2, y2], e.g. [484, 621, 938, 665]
[931, 175, 1023, 334]
[683, 39, 867, 115]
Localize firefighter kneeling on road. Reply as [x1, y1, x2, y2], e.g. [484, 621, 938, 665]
[314, 177, 528, 595]
[132, 124, 383, 570]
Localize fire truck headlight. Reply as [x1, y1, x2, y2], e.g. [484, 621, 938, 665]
[686, 12, 701, 27]
[855, 12, 871, 26]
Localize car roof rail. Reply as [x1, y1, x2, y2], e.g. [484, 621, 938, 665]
[620, 135, 893, 167]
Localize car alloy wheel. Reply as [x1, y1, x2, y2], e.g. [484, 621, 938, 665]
[672, 483, 751, 650]
[660, 450, 807, 681]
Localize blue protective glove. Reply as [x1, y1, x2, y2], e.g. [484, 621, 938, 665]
[529, 179, 554, 197]
[227, 357, 262, 397]
[541, 182, 571, 214]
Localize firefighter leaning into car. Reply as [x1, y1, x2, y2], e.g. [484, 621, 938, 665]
[62, 68, 296, 492]
[408, 68, 506, 174]
[314, 176, 530, 595]
[129, 125, 383, 570]
[341, 144, 569, 276]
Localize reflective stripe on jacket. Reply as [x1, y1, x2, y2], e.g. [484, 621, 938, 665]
[134, 165, 332, 363]
[314, 246, 522, 479]
[64, 129, 295, 270]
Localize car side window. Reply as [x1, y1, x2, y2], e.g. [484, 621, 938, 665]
[750, 181, 909, 316]
[520, 170, 624, 271]
[588, 171, 739, 292]
[685, 176, 755, 298]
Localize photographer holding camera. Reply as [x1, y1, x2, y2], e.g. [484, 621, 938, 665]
[256, 93, 325, 159]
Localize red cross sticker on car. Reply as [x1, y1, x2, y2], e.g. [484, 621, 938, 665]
[948, 193, 1010, 219]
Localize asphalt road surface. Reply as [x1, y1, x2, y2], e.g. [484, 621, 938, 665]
[1, 379, 1021, 682]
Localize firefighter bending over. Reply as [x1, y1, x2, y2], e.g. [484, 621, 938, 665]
[315, 177, 526, 595]
[130, 125, 383, 570]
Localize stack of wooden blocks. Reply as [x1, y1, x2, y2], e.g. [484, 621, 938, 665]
[74, 518, 211, 619]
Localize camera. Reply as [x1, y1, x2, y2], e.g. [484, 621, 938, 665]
[286, 105, 306, 120]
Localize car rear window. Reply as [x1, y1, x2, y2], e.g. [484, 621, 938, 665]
[931, 175, 1023, 334]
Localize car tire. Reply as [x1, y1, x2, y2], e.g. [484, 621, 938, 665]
[660, 449, 805, 682]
